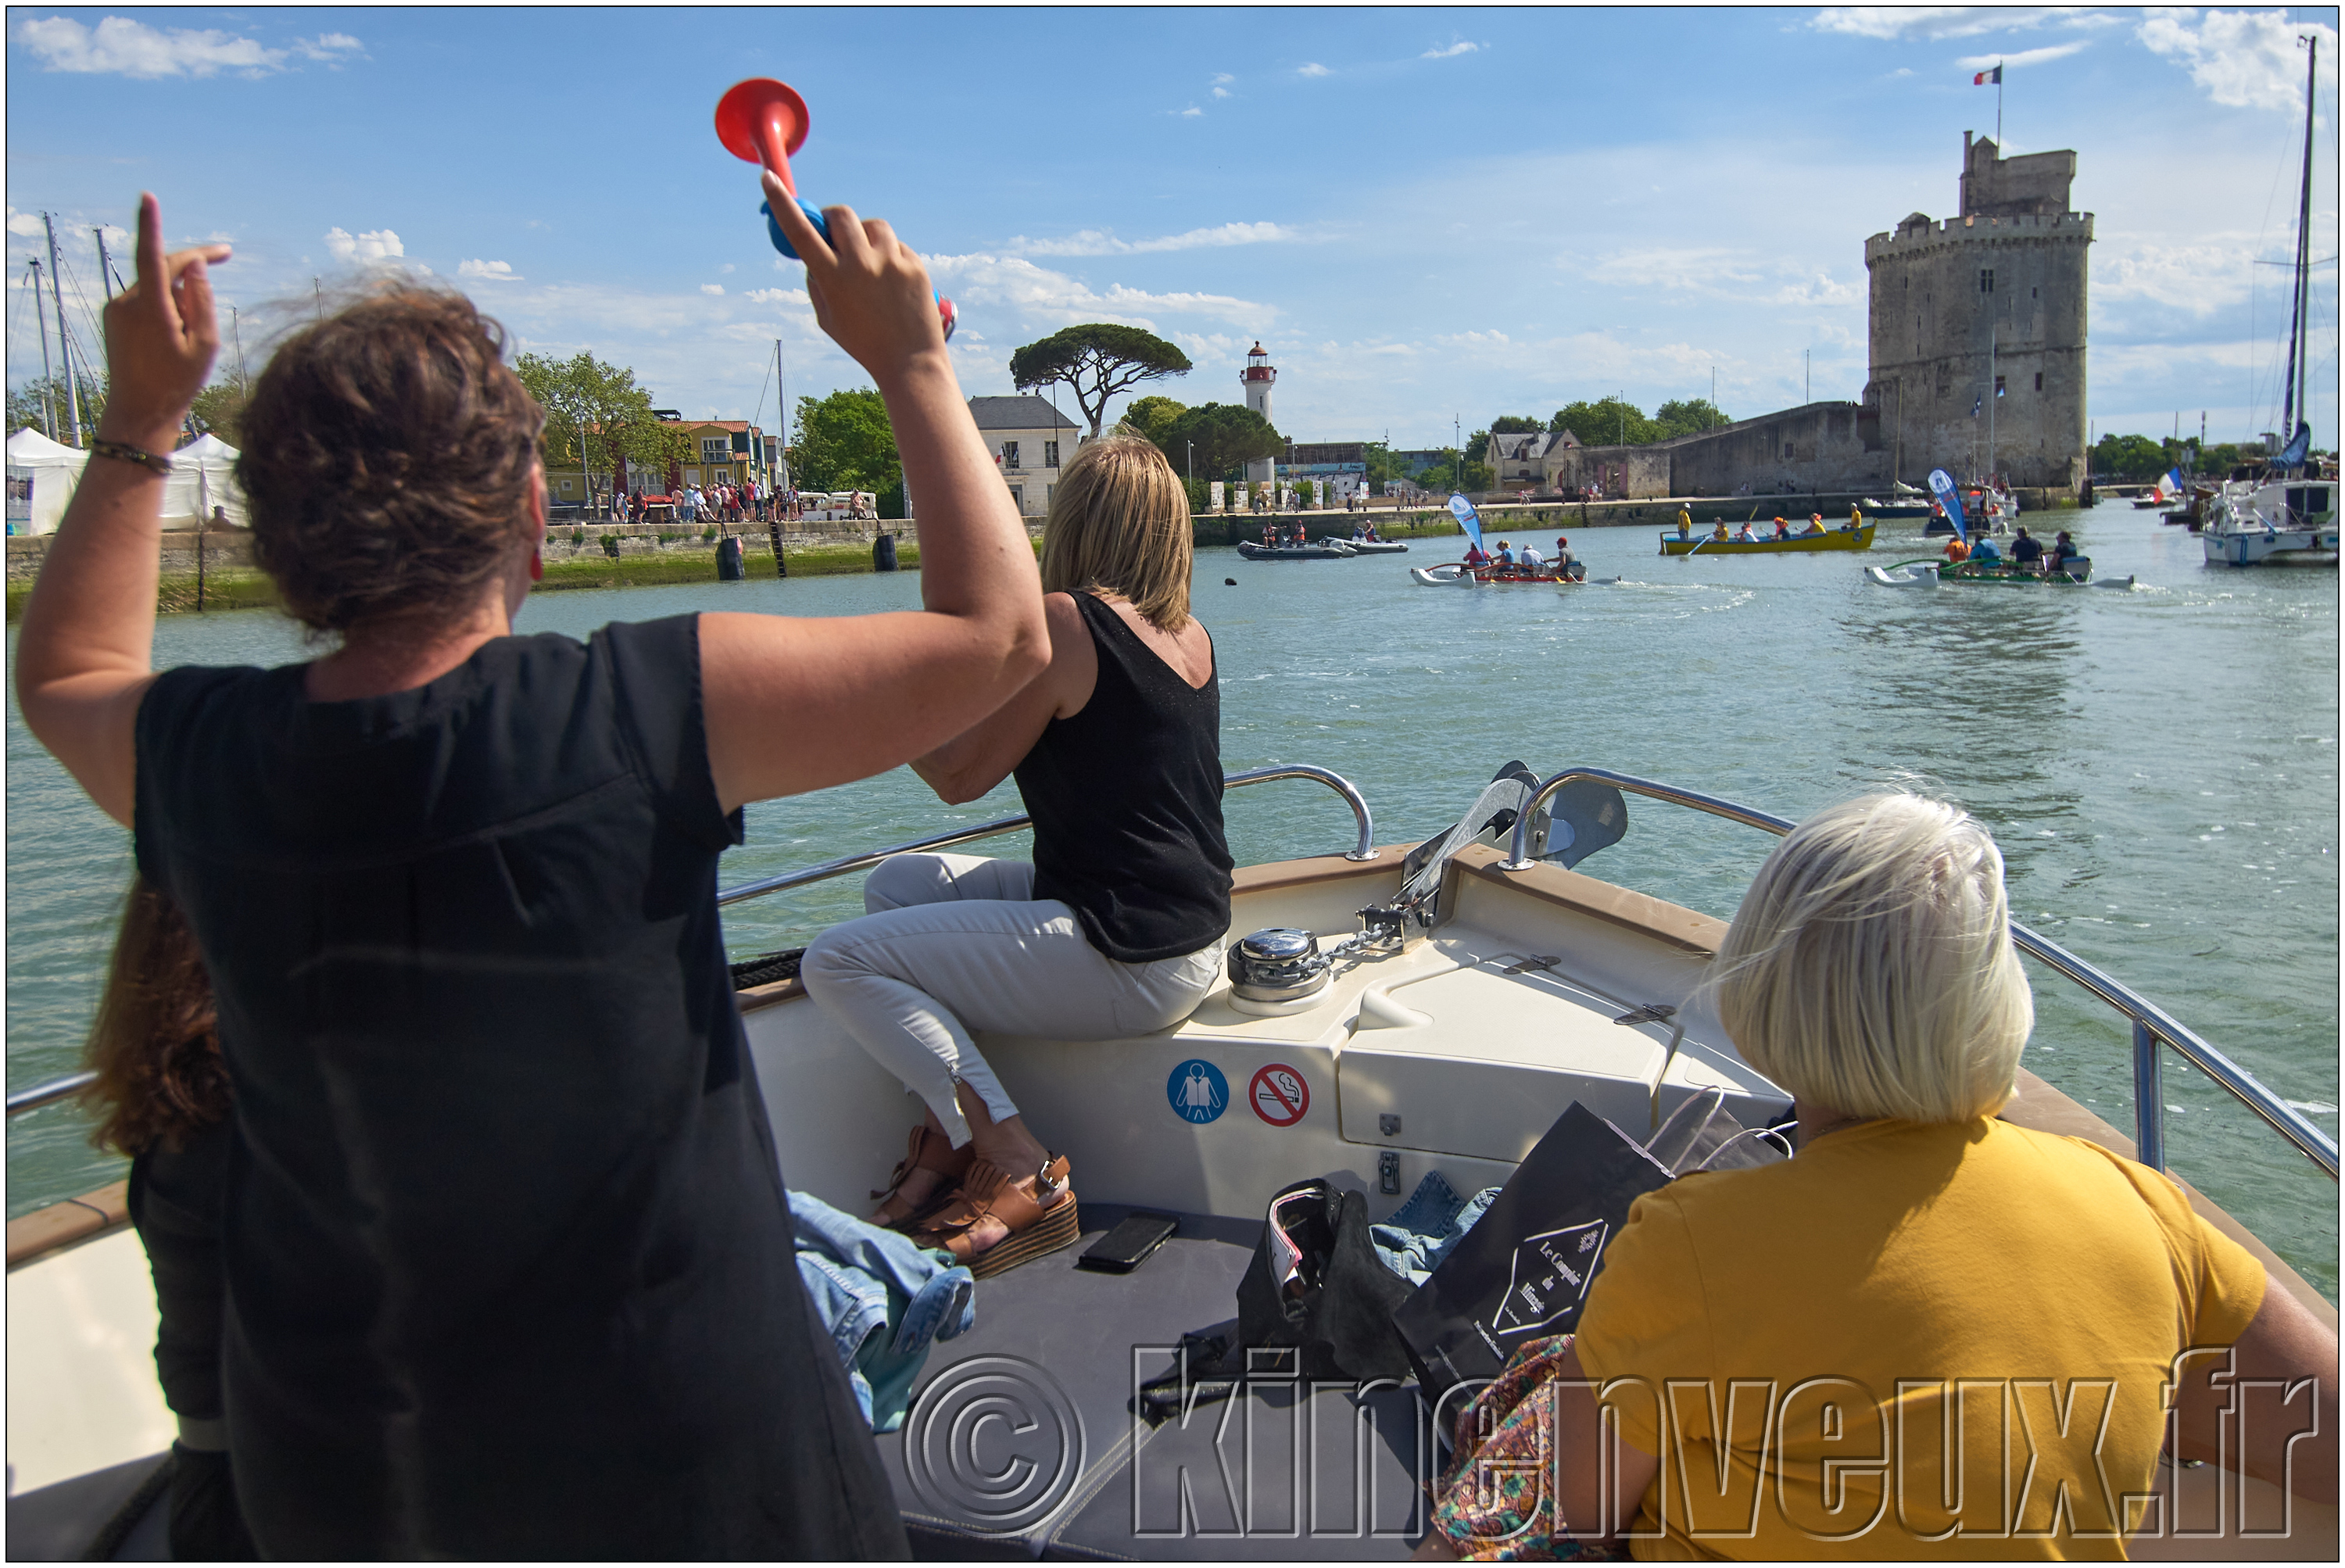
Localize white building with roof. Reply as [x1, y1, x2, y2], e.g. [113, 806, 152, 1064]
[968, 396, 1080, 517]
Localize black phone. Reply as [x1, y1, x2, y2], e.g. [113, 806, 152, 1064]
[1076, 1211, 1180, 1273]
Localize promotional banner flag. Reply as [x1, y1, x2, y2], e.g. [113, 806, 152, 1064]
[1448, 493, 1485, 553]
[1928, 468, 1968, 542]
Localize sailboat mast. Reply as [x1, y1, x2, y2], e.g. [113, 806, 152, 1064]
[43, 215, 83, 447]
[2292, 35, 2317, 455]
[30, 260, 56, 441]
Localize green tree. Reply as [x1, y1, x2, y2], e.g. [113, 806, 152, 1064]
[513, 351, 688, 494]
[1462, 430, 1494, 491]
[1121, 394, 1187, 451]
[7, 371, 106, 442]
[1550, 398, 1656, 447]
[1653, 399, 1730, 439]
[1160, 402, 1282, 482]
[1488, 414, 1543, 435]
[791, 388, 900, 494]
[1011, 324, 1193, 439]
[2091, 433, 2169, 481]
[188, 376, 249, 446]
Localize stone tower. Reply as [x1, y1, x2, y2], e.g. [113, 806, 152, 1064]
[1241, 342, 1277, 485]
[1862, 134, 2093, 492]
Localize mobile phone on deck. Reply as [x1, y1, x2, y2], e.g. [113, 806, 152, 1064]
[1077, 1211, 1180, 1273]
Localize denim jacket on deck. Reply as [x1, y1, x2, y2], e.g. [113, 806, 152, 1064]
[789, 1190, 976, 1432]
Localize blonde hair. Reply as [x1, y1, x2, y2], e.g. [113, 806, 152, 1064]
[1038, 430, 1192, 632]
[1707, 794, 2032, 1124]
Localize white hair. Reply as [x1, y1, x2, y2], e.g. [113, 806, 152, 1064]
[1708, 794, 2033, 1125]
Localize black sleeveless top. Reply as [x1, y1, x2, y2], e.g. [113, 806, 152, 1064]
[1014, 592, 1233, 961]
[132, 615, 904, 1560]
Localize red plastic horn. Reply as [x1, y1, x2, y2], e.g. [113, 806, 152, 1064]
[715, 78, 811, 195]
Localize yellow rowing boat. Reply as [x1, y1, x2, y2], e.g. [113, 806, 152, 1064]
[1659, 523, 1875, 555]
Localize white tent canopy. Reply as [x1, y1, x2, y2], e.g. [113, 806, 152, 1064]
[6, 427, 88, 536]
[163, 432, 247, 530]
[4, 428, 247, 535]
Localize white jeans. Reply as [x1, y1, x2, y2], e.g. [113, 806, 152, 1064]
[800, 854, 1225, 1147]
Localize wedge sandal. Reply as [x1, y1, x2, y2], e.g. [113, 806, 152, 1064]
[870, 1124, 973, 1231]
[914, 1155, 1079, 1279]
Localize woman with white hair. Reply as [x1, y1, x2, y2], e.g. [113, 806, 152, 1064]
[1426, 793, 2336, 1560]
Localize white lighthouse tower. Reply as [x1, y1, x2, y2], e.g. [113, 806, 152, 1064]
[1240, 341, 1278, 485]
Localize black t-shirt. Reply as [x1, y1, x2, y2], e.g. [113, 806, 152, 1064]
[1015, 593, 1233, 962]
[134, 614, 904, 1559]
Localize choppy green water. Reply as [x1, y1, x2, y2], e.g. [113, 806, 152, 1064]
[8, 504, 2337, 1295]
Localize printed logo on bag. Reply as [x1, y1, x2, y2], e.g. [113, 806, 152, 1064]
[1166, 1059, 1229, 1124]
[1490, 1218, 1609, 1338]
[1248, 1064, 1309, 1126]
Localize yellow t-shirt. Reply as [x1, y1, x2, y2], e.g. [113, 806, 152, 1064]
[1573, 1118, 2266, 1561]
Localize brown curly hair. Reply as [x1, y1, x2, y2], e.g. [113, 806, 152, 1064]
[83, 880, 231, 1158]
[238, 283, 546, 633]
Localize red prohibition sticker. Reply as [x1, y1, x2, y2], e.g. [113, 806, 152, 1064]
[1249, 1064, 1310, 1127]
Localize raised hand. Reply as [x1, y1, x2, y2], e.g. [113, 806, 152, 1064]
[97, 192, 231, 452]
[764, 170, 945, 389]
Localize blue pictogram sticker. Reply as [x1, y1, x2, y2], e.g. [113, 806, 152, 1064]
[1167, 1059, 1229, 1124]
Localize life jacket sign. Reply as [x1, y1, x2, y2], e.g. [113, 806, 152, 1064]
[1490, 1218, 1610, 1339]
[1167, 1059, 1229, 1124]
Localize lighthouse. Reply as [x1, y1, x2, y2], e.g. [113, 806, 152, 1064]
[1240, 342, 1277, 485]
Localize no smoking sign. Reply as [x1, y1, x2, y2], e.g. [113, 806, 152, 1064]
[1249, 1064, 1310, 1127]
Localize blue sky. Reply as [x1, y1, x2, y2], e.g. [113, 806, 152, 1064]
[7, 5, 2340, 456]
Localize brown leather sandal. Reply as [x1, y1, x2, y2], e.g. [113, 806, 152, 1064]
[870, 1125, 973, 1231]
[912, 1155, 1079, 1279]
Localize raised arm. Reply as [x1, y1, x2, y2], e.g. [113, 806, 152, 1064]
[15, 195, 231, 826]
[702, 177, 1048, 811]
[908, 591, 1095, 805]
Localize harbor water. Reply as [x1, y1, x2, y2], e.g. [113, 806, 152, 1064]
[7, 503, 2337, 1296]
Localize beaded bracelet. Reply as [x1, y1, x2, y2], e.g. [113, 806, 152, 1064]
[88, 439, 174, 476]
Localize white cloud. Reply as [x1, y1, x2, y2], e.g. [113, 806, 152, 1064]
[1297, 62, 1330, 77]
[11, 14, 361, 77]
[1811, 8, 2114, 42]
[1422, 40, 1481, 59]
[1211, 73, 1233, 84]
[1008, 221, 1300, 257]
[1212, 86, 1231, 98]
[2092, 231, 2257, 314]
[6, 210, 46, 238]
[718, 263, 736, 274]
[1174, 106, 1203, 117]
[745, 287, 809, 306]
[700, 283, 725, 295]
[457, 259, 522, 282]
[923, 252, 1272, 330]
[1956, 40, 2090, 70]
[2138, 10, 2340, 111]
[324, 226, 403, 265]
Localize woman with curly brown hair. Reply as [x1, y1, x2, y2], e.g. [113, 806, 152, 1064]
[83, 879, 252, 1561]
[16, 187, 1047, 1558]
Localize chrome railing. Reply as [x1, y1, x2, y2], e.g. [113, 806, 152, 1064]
[718, 762, 1377, 909]
[6, 767, 1379, 1122]
[7, 1070, 95, 1116]
[1501, 766, 2340, 1181]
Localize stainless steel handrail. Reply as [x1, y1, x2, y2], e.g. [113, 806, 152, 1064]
[716, 762, 1377, 909]
[1500, 766, 2340, 1181]
[7, 768, 1380, 1122]
[7, 1070, 95, 1116]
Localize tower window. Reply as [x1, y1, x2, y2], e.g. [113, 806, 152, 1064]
[2032, 286, 2039, 299]
[1995, 375, 2007, 396]
[2035, 372, 2043, 392]
[1980, 269, 1995, 293]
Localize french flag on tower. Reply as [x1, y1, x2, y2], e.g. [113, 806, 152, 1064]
[1974, 64, 2003, 85]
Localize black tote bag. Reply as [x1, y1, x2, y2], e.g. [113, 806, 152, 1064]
[1235, 1177, 1416, 1383]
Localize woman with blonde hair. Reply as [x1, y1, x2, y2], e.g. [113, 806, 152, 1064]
[1427, 793, 2336, 1559]
[804, 430, 1232, 1275]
